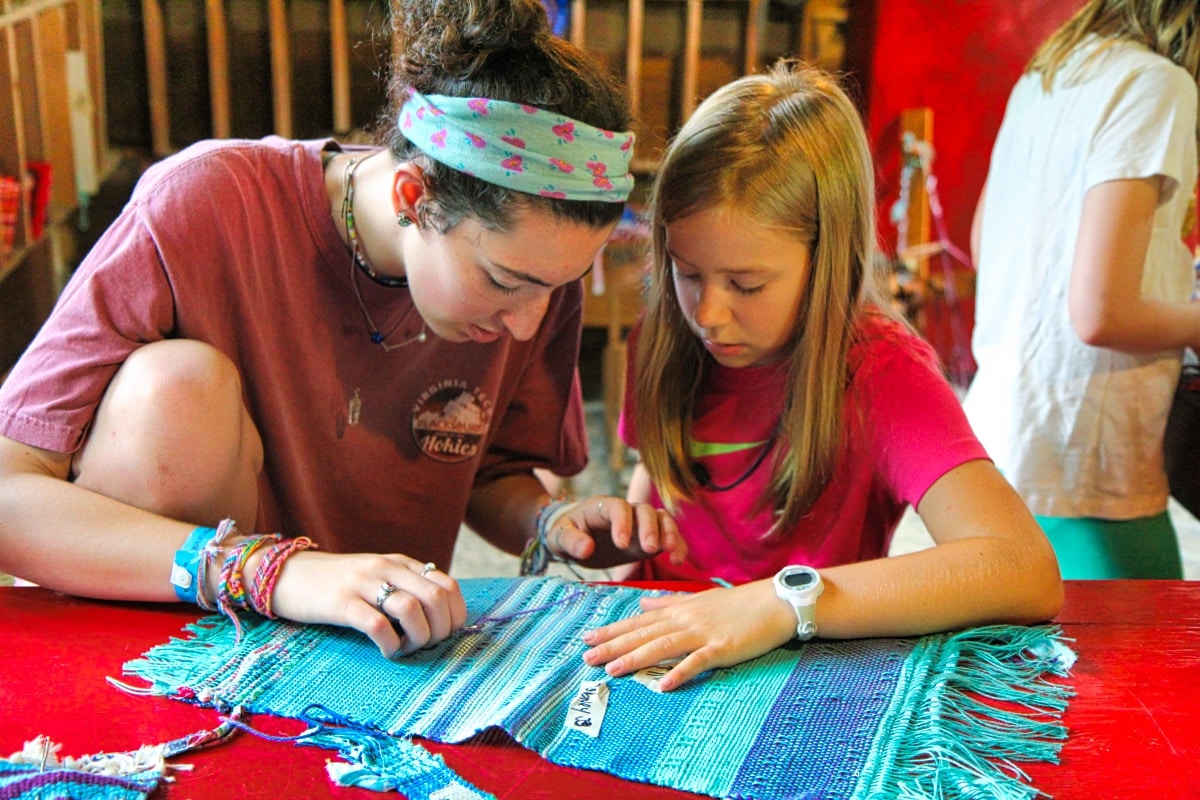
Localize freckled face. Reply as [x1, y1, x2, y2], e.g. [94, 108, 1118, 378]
[406, 207, 616, 343]
[666, 206, 812, 367]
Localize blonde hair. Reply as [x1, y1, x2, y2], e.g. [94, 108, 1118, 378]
[1029, 0, 1200, 88]
[633, 59, 886, 532]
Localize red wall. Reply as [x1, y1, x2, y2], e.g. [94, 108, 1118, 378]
[848, 0, 1079, 381]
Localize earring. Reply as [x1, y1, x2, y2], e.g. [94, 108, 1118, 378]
[397, 213, 413, 228]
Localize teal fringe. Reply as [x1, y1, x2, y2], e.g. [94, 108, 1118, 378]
[126, 615, 495, 798]
[856, 624, 1075, 800]
[299, 728, 495, 800]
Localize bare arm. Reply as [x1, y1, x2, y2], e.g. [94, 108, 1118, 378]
[0, 432, 467, 659]
[0, 435, 188, 601]
[582, 459, 1062, 691]
[1068, 177, 1200, 352]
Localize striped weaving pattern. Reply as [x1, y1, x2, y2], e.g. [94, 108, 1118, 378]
[124, 577, 1074, 799]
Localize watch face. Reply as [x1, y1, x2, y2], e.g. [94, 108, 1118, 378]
[782, 569, 817, 590]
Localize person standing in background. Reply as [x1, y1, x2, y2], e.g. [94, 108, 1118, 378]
[965, 0, 1200, 578]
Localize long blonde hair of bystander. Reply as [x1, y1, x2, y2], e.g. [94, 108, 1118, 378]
[1029, 0, 1200, 88]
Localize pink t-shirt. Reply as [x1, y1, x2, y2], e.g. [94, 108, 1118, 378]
[620, 312, 987, 583]
[0, 137, 587, 566]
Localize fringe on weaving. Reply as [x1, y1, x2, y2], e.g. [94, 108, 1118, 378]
[300, 727, 496, 800]
[0, 710, 241, 800]
[855, 624, 1075, 800]
[123, 615, 495, 799]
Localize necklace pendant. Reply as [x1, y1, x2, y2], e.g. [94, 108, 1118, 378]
[370, 331, 385, 344]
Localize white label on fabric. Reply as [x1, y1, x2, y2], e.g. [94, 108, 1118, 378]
[632, 664, 672, 693]
[566, 679, 609, 737]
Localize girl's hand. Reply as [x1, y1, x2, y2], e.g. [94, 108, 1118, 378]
[581, 581, 797, 691]
[543, 495, 687, 568]
[266, 550, 468, 659]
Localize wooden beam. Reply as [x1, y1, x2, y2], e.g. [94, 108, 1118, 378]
[569, 0, 585, 47]
[744, 0, 767, 74]
[267, 0, 292, 138]
[625, 0, 643, 117]
[141, 0, 170, 156]
[330, 0, 350, 135]
[681, 0, 701, 119]
[899, 107, 933, 279]
[205, 0, 229, 138]
[81, 0, 107, 174]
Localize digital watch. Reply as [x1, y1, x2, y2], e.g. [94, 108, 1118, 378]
[772, 565, 824, 641]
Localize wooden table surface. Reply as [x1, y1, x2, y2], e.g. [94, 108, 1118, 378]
[1, 580, 1197, 799]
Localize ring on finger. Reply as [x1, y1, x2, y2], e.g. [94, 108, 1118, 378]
[421, 562, 437, 577]
[375, 581, 399, 612]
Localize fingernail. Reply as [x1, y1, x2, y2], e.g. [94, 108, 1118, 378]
[582, 630, 596, 643]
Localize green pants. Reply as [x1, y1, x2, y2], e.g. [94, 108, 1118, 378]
[1037, 511, 1183, 579]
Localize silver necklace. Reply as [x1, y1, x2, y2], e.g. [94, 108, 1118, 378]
[341, 154, 428, 351]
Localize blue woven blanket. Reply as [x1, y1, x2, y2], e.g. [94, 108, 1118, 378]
[124, 577, 1074, 799]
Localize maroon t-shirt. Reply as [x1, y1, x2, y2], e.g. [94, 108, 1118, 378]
[0, 137, 588, 565]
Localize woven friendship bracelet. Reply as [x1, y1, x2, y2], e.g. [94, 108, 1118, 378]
[248, 536, 317, 618]
[520, 499, 575, 577]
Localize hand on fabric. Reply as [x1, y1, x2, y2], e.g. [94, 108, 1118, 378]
[545, 495, 687, 568]
[581, 581, 796, 691]
[264, 550, 467, 659]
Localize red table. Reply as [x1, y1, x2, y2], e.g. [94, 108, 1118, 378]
[1, 581, 1198, 799]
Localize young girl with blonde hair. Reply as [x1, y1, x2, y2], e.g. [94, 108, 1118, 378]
[581, 60, 1063, 691]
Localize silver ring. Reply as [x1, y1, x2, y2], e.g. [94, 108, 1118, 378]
[375, 581, 398, 611]
[421, 562, 436, 577]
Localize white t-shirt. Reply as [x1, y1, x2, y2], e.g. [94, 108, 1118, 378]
[964, 38, 1198, 519]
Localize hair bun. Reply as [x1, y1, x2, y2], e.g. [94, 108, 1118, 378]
[396, 0, 550, 84]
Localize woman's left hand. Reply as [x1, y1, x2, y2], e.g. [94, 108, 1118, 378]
[580, 581, 796, 691]
[544, 495, 688, 568]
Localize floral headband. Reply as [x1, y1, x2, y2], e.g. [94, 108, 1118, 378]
[399, 90, 636, 203]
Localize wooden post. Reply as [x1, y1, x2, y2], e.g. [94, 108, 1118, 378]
[681, 0, 701, 119]
[569, 0, 586, 46]
[744, 0, 768, 74]
[267, 0, 292, 139]
[330, 0, 350, 136]
[75, 0, 106, 175]
[899, 107, 933, 280]
[205, 0, 229, 138]
[625, 0, 643, 117]
[141, 0, 169, 156]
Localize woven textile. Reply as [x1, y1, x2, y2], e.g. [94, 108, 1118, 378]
[124, 577, 1075, 799]
[0, 764, 158, 800]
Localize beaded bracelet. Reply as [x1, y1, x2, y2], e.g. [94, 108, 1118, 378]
[519, 498, 575, 577]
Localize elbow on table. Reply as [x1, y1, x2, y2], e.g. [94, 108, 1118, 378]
[1015, 553, 1065, 625]
[1028, 571, 1065, 625]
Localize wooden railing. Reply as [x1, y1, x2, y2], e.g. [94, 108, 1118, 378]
[0, 0, 107, 374]
[136, 0, 847, 162]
